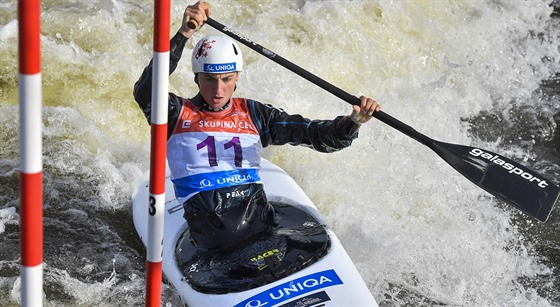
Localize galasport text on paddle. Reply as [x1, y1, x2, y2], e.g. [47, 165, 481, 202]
[187, 16, 559, 222]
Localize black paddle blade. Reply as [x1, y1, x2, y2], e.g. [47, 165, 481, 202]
[204, 18, 558, 222]
[430, 141, 559, 222]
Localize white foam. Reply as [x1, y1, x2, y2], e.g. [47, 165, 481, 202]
[1, 0, 558, 305]
[0, 207, 17, 234]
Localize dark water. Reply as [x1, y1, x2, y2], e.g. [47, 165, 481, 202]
[466, 4, 560, 303]
[466, 68, 560, 305]
[465, 2, 560, 298]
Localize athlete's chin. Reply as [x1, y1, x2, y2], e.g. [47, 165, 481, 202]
[208, 98, 227, 108]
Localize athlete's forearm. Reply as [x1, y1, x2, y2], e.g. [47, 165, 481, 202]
[249, 100, 361, 152]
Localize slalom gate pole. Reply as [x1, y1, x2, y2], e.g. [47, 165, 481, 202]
[146, 0, 170, 306]
[18, 0, 43, 305]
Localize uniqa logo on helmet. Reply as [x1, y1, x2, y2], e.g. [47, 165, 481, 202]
[203, 62, 237, 73]
[192, 35, 244, 74]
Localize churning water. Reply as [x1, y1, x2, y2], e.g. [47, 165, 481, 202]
[1, 0, 559, 306]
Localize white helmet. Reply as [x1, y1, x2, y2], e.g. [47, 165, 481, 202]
[191, 36, 243, 74]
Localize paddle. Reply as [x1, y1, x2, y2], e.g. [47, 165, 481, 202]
[189, 17, 559, 222]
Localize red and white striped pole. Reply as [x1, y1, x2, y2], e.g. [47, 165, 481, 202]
[146, 0, 170, 306]
[18, 0, 43, 306]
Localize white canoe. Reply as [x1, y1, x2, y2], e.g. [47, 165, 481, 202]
[133, 158, 377, 306]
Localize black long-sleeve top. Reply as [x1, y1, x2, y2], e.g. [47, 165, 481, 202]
[133, 32, 361, 153]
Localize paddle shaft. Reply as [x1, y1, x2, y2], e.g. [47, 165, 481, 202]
[200, 17, 558, 221]
[203, 18, 432, 146]
[186, 2, 209, 30]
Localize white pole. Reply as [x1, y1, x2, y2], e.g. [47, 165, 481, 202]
[18, 0, 44, 305]
[145, 0, 170, 306]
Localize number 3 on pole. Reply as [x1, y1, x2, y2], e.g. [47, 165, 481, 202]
[149, 195, 156, 216]
[147, 193, 165, 262]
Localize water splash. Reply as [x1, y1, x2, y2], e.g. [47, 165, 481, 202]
[0, 0, 559, 305]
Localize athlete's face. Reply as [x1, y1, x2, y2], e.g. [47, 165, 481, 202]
[198, 72, 239, 110]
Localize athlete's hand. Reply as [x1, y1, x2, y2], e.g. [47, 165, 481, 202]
[350, 96, 380, 124]
[179, 1, 210, 38]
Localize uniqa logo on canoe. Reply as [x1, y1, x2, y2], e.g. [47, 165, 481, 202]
[234, 269, 343, 307]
